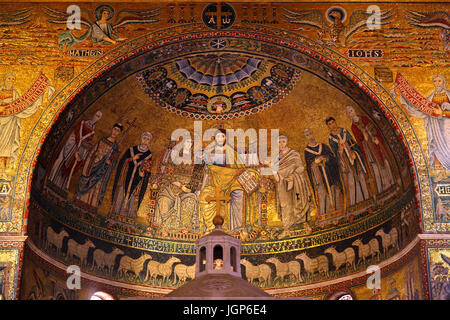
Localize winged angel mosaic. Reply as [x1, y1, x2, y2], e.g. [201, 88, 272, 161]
[282, 6, 392, 46]
[45, 4, 161, 50]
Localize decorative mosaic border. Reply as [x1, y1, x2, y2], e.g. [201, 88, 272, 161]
[9, 23, 442, 238]
[419, 236, 450, 300]
[0, 239, 25, 300]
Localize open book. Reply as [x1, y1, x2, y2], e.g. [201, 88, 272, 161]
[235, 169, 259, 195]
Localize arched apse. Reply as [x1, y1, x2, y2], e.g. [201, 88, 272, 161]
[21, 23, 426, 292]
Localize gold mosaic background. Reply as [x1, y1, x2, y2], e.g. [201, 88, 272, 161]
[0, 0, 448, 299]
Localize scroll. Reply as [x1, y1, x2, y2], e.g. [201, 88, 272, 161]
[395, 72, 440, 117]
[0, 73, 50, 116]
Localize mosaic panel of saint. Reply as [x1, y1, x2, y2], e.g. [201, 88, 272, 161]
[198, 128, 261, 235]
[154, 135, 203, 234]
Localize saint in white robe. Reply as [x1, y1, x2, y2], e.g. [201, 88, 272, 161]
[273, 148, 312, 229]
[0, 85, 44, 165]
[397, 85, 450, 170]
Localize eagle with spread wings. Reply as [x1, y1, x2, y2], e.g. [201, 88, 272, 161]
[283, 7, 392, 46]
[0, 8, 32, 27]
[45, 4, 160, 50]
[406, 10, 450, 50]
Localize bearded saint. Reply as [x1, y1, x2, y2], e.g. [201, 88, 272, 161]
[394, 73, 450, 175]
[0, 72, 53, 170]
[109, 132, 153, 224]
[346, 106, 395, 194]
[271, 135, 313, 232]
[198, 129, 260, 234]
[48, 111, 103, 191]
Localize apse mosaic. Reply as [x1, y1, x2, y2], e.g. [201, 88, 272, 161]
[0, 1, 448, 298]
[26, 21, 419, 291]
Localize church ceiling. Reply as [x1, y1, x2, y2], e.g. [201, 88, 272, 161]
[0, 1, 447, 298]
[27, 22, 419, 291]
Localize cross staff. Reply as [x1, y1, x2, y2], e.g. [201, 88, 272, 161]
[118, 117, 137, 146]
[64, 116, 136, 190]
[102, 117, 137, 167]
[205, 186, 231, 220]
[204, 2, 233, 29]
[317, 158, 334, 210]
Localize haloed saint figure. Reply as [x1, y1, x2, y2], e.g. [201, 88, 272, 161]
[154, 135, 202, 233]
[326, 117, 371, 209]
[396, 74, 450, 180]
[109, 132, 153, 223]
[269, 135, 313, 236]
[199, 129, 260, 234]
[0, 72, 49, 172]
[48, 111, 103, 191]
[74, 123, 123, 213]
[303, 128, 343, 216]
[346, 105, 395, 195]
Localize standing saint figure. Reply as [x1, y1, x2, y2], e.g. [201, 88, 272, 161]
[109, 132, 153, 223]
[303, 128, 343, 215]
[0, 72, 53, 171]
[74, 123, 123, 213]
[48, 111, 103, 191]
[346, 105, 394, 194]
[270, 135, 312, 235]
[199, 129, 260, 233]
[154, 135, 202, 233]
[394, 73, 450, 179]
[326, 117, 371, 209]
